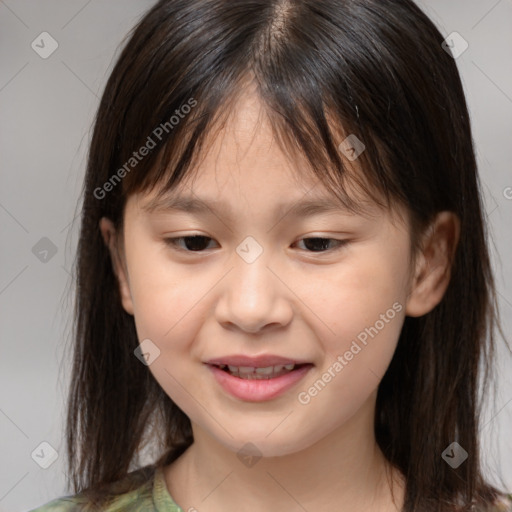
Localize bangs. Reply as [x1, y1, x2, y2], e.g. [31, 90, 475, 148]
[117, 73, 399, 226]
[93, 0, 432, 230]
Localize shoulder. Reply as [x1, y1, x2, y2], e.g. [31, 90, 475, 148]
[473, 493, 512, 512]
[27, 496, 85, 512]
[26, 492, 153, 512]
[489, 493, 512, 511]
[26, 466, 161, 512]
[27, 491, 156, 512]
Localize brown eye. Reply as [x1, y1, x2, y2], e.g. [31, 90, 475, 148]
[294, 237, 348, 253]
[165, 235, 216, 252]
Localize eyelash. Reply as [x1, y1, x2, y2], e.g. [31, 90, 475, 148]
[164, 235, 348, 254]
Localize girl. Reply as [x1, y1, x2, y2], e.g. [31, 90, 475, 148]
[30, 0, 512, 511]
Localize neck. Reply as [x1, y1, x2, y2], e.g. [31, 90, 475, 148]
[164, 391, 405, 512]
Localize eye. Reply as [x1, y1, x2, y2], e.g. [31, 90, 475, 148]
[165, 235, 347, 254]
[294, 237, 348, 253]
[165, 235, 217, 252]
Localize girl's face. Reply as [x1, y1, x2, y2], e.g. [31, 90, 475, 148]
[105, 91, 435, 457]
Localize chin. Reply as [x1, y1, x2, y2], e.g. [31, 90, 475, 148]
[212, 428, 321, 460]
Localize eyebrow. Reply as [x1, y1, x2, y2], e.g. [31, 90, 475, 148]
[142, 193, 366, 220]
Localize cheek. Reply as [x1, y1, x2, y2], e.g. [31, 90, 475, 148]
[126, 253, 216, 415]
[121, 228, 191, 343]
[303, 240, 408, 397]
[292, 286, 405, 439]
[128, 258, 208, 349]
[312, 243, 408, 341]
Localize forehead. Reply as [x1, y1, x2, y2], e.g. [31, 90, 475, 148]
[128, 88, 407, 228]
[141, 149, 377, 224]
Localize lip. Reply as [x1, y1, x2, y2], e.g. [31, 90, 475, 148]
[204, 354, 312, 368]
[206, 362, 314, 402]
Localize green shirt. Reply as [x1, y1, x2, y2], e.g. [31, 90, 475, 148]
[28, 465, 182, 512]
[27, 465, 512, 512]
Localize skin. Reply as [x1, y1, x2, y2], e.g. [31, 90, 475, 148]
[100, 88, 460, 512]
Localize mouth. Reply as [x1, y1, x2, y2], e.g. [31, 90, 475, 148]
[209, 363, 312, 380]
[205, 360, 314, 402]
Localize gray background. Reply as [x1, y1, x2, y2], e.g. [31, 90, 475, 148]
[0, 1, 511, 511]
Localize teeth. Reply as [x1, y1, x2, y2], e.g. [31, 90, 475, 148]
[218, 364, 298, 379]
[238, 366, 255, 374]
[255, 367, 274, 375]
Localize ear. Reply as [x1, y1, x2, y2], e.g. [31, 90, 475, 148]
[405, 211, 460, 317]
[99, 217, 134, 315]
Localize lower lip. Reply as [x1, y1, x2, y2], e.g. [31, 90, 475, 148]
[206, 364, 313, 402]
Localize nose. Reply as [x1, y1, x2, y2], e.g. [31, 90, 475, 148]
[214, 249, 293, 334]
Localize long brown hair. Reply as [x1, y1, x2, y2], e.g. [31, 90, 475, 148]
[67, 0, 509, 510]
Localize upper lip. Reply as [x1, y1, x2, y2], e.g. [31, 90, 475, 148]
[205, 354, 312, 368]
